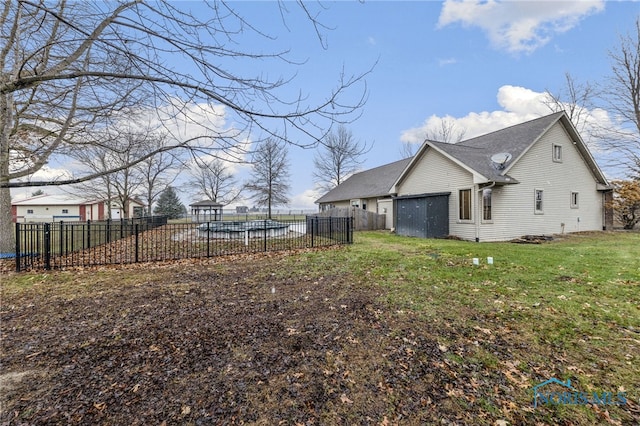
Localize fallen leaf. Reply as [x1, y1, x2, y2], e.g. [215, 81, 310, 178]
[340, 393, 353, 404]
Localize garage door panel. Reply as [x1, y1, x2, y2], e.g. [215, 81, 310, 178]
[396, 194, 449, 238]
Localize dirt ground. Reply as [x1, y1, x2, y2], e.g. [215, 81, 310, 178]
[1, 249, 637, 425]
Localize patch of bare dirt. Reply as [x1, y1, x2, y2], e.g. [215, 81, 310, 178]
[1, 251, 638, 425]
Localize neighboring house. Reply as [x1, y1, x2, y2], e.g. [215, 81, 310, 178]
[391, 112, 612, 241]
[315, 112, 612, 241]
[315, 158, 412, 229]
[11, 194, 145, 223]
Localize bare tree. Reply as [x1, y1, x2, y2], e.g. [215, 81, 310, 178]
[136, 133, 182, 215]
[187, 157, 242, 205]
[313, 125, 370, 192]
[544, 72, 596, 135]
[73, 131, 147, 218]
[0, 1, 368, 252]
[399, 117, 465, 159]
[399, 141, 417, 159]
[245, 138, 290, 219]
[427, 117, 466, 143]
[600, 18, 640, 177]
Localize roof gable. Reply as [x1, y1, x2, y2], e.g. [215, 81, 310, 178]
[394, 112, 608, 189]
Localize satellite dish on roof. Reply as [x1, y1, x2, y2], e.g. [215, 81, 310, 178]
[490, 152, 512, 168]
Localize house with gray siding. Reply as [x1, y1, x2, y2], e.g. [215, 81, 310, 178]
[391, 112, 612, 241]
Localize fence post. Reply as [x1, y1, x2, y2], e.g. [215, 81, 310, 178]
[207, 224, 211, 257]
[86, 220, 91, 250]
[134, 223, 139, 263]
[59, 221, 64, 260]
[106, 218, 111, 243]
[263, 220, 267, 252]
[15, 222, 21, 272]
[44, 223, 51, 270]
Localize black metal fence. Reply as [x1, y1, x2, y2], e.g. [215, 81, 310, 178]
[14, 216, 352, 272]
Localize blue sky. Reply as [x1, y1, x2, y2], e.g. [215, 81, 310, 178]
[15, 1, 640, 210]
[232, 0, 639, 209]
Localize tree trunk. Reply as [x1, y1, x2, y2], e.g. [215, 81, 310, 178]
[0, 92, 14, 254]
[0, 185, 12, 254]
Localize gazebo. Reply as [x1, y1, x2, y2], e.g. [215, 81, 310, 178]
[190, 200, 224, 222]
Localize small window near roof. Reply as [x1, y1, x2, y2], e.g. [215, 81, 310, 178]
[62, 209, 69, 214]
[553, 144, 562, 162]
[570, 192, 579, 209]
[27, 209, 34, 214]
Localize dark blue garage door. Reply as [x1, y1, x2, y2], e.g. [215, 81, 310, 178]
[395, 193, 450, 238]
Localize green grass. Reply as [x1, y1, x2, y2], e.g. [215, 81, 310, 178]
[290, 230, 640, 422]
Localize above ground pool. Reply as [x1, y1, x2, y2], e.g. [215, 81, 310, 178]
[197, 220, 290, 239]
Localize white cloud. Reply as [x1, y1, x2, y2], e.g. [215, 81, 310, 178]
[10, 166, 75, 201]
[400, 85, 547, 144]
[400, 84, 612, 147]
[437, 0, 605, 54]
[290, 188, 322, 210]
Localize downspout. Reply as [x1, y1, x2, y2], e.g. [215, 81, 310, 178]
[476, 182, 496, 242]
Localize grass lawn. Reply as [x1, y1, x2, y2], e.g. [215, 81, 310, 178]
[1, 230, 639, 424]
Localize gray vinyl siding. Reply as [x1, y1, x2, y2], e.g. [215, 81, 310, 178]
[482, 122, 603, 241]
[397, 148, 477, 240]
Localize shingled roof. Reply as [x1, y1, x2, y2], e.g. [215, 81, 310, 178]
[429, 112, 564, 183]
[315, 157, 412, 204]
[396, 111, 608, 188]
[318, 112, 608, 205]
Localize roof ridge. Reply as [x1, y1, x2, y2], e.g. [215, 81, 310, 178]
[459, 111, 564, 144]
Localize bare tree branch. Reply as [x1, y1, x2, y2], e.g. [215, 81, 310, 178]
[245, 138, 290, 218]
[0, 0, 369, 253]
[313, 125, 371, 192]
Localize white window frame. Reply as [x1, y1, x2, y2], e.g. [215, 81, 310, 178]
[570, 192, 579, 209]
[535, 189, 544, 214]
[482, 188, 493, 222]
[552, 144, 563, 163]
[458, 188, 472, 221]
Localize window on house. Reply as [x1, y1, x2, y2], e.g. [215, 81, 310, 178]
[570, 192, 579, 209]
[362, 202, 367, 210]
[27, 209, 34, 214]
[553, 144, 562, 162]
[535, 189, 544, 213]
[482, 188, 492, 221]
[62, 209, 69, 214]
[459, 189, 471, 220]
